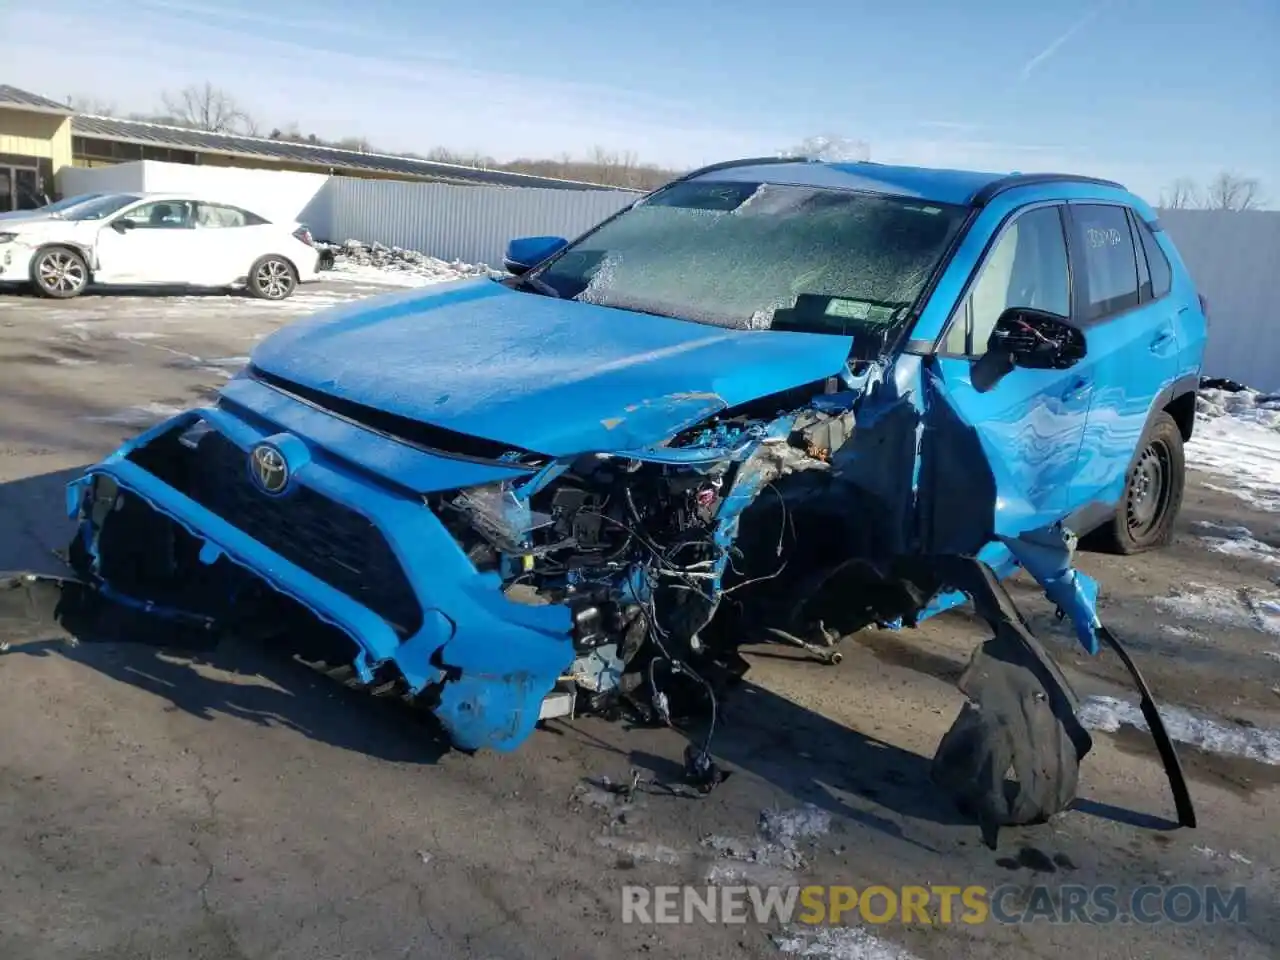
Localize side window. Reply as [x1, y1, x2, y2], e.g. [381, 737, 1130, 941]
[118, 200, 194, 229]
[1070, 204, 1140, 319]
[1132, 214, 1172, 299]
[1129, 211, 1151, 301]
[940, 205, 1070, 356]
[940, 299, 969, 354]
[195, 203, 249, 228]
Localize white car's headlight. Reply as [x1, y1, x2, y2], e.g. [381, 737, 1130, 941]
[0, 233, 18, 244]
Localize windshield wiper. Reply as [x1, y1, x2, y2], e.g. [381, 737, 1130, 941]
[510, 273, 561, 299]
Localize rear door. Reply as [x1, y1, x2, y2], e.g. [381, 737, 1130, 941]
[191, 202, 273, 283]
[1063, 203, 1181, 517]
[923, 202, 1093, 545]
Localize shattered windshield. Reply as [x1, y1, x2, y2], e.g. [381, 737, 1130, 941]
[528, 180, 967, 335]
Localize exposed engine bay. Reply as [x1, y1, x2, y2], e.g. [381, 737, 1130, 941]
[423, 380, 866, 740]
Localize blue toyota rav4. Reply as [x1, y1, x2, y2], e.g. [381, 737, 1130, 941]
[21, 158, 1209, 835]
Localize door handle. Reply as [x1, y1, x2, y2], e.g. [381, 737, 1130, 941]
[1150, 330, 1174, 351]
[1061, 377, 1090, 401]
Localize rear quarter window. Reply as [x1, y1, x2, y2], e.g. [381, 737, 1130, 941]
[1132, 214, 1173, 299]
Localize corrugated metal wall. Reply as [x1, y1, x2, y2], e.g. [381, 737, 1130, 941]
[321, 176, 639, 266]
[1159, 209, 1280, 391]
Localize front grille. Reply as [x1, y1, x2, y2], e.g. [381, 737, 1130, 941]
[129, 429, 424, 640]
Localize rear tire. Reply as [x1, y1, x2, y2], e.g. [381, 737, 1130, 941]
[247, 255, 297, 300]
[1095, 411, 1185, 555]
[30, 246, 89, 299]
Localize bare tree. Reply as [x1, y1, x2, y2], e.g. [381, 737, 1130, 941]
[1203, 171, 1264, 211]
[67, 95, 117, 116]
[160, 82, 254, 134]
[1159, 177, 1200, 209]
[588, 146, 643, 188]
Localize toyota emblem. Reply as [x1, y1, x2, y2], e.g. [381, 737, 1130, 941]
[249, 443, 289, 495]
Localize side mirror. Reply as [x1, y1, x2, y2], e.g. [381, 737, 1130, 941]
[110, 219, 134, 234]
[503, 235, 567, 275]
[971, 308, 1086, 391]
[990, 307, 1085, 369]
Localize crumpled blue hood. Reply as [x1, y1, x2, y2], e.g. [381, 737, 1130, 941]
[248, 278, 853, 455]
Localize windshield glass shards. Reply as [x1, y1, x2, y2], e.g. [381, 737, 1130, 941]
[527, 180, 967, 337]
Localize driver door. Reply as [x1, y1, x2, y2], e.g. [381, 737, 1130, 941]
[922, 202, 1092, 547]
[94, 200, 196, 284]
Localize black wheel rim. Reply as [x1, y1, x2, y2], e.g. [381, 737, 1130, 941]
[1125, 439, 1172, 537]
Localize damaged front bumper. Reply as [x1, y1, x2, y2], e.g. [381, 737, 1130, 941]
[63, 397, 580, 753]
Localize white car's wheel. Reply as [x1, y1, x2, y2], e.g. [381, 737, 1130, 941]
[31, 246, 89, 299]
[248, 255, 298, 300]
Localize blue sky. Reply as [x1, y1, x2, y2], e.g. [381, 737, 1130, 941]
[2, 0, 1275, 203]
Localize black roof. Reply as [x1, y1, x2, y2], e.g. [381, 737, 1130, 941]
[0, 84, 72, 114]
[969, 172, 1127, 206]
[70, 114, 634, 191]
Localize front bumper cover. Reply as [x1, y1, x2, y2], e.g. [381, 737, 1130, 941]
[62, 403, 577, 752]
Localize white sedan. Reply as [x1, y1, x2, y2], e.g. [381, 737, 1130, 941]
[0, 192, 321, 300]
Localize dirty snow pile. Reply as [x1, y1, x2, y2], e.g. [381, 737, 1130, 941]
[320, 239, 494, 288]
[1188, 384, 1280, 512]
[1196, 385, 1280, 430]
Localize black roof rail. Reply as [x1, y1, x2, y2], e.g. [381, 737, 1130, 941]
[970, 172, 1127, 207]
[669, 155, 801, 185]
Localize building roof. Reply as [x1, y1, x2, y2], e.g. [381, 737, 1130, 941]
[70, 115, 637, 192]
[0, 84, 73, 115]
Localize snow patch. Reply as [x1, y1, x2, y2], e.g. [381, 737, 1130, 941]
[701, 834, 807, 873]
[61, 321, 95, 341]
[1152, 582, 1280, 635]
[83, 402, 186, 427]
[1188, 389, 1280, 512]
[321, 240, 491, 288]
[595, 836, 682, 866]
[1192, 845, 1254, 865]
[1193, 521, 1280, 565]
[1161, 623, 1206, 642]
[1078, 694, 1280, 765]
[702, 804, 832, 883]
[779, 135, 873, 164]
[759, 805, 833, 849]
[774, 925, 922, 959]
[705, 861, 800, 887]
[1197, 387, 1280, 429]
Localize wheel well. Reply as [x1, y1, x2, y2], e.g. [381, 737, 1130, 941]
[1163, 390, 1196, 442]
[33, 242, 94, 274]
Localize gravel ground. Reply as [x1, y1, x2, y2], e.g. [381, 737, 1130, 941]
[0, 281, 1277, 960]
